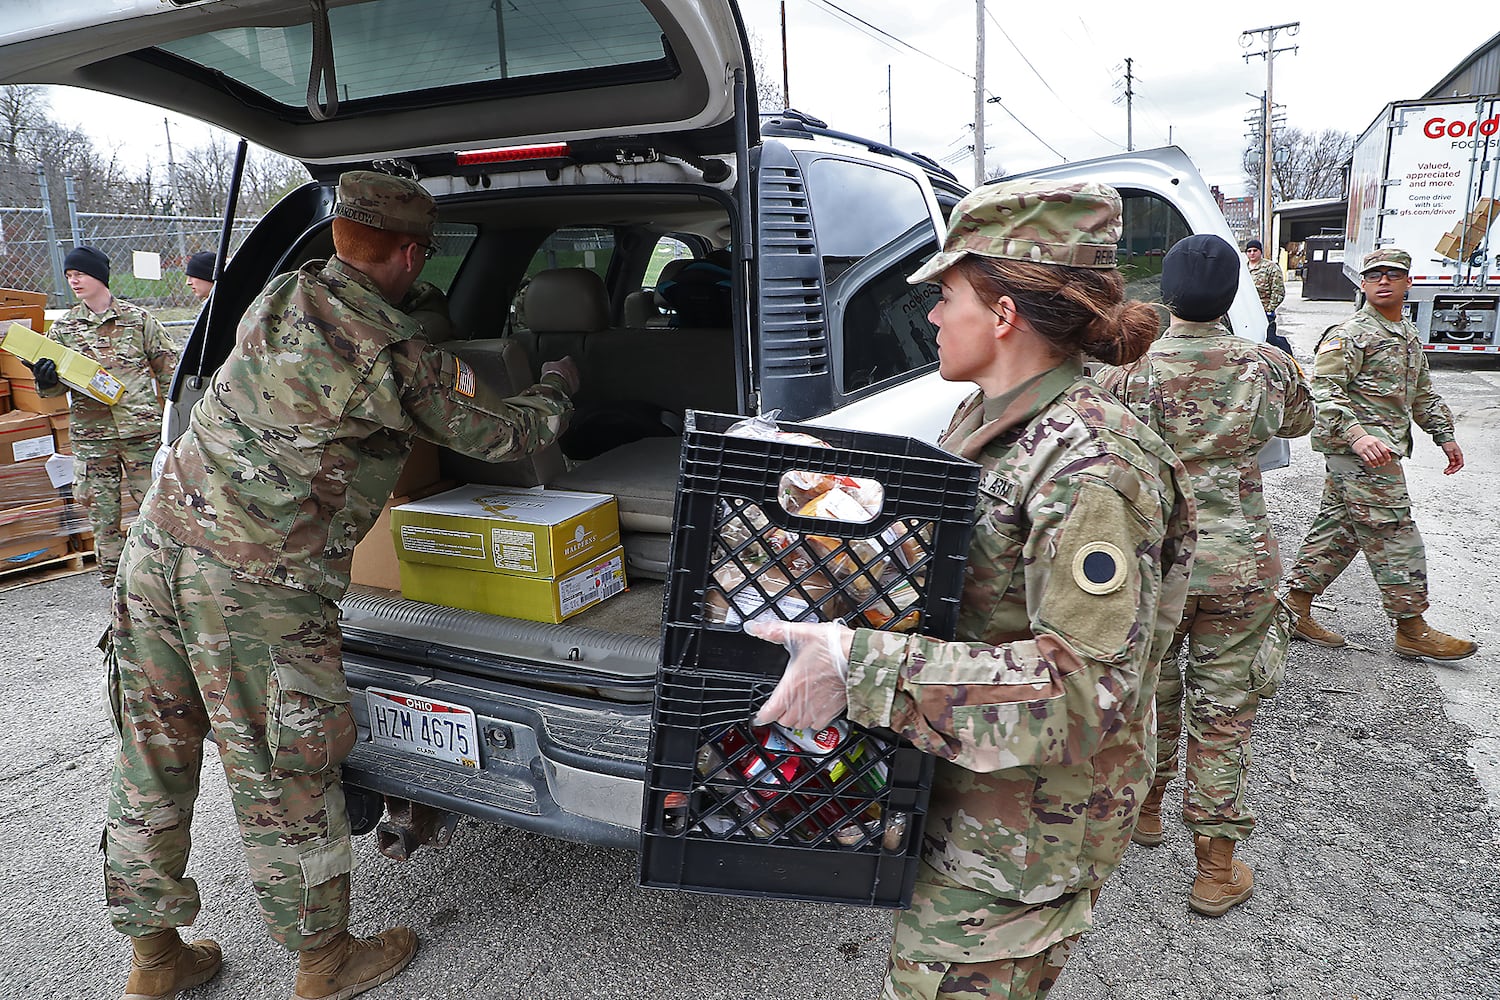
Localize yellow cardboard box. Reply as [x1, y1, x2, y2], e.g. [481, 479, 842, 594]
[391, 485, 619, 579]
[0, 322, 125, 404]
[398, 545, 627, 623]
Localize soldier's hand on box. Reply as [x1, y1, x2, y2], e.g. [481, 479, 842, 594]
[1441, 440, 1464, 475]
[745, 619, 854, 731]
[1352, 433, 1393, 469]
[540, 356, 580, 396]
[23, 357, 59, 390]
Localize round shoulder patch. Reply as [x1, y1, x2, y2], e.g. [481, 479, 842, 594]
[1072, 541, 1128, 595]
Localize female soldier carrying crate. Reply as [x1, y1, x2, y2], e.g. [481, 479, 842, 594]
[745, 179, 1196, 1000]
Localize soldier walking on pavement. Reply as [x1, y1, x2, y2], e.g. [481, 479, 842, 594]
[1099, 235, 1314, 916]
[746, 180, 1196, 1000]
[1283, 248, 1477, 660]
[1245, 239, 1291, 354]
[103, 171, 579, 1000]
[28, 245, 178, 588]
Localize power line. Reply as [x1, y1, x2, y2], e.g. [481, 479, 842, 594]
[799, 0, 973, 81]
[984, 5, 1122, 149]
[986, 94, 1067, 162]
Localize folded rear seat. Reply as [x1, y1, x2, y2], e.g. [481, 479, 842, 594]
[551, 435, 682, 580]
[441, 337, 566, 487]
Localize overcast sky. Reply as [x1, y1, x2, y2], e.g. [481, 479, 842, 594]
[41, 1, 1494, 196]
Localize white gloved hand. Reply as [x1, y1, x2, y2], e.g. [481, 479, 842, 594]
[744, 619, 855, 731]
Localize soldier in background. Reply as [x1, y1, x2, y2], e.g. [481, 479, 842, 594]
[1245, 238, 1291, 353]
[746, 180, 1195, 1000]
[184, 250, 216, 300]
[1098, 234, 1314, 916]
[103, 171, 579, 1000]
[28, 245, 178, 588]
[1283, 248, 1477, 661]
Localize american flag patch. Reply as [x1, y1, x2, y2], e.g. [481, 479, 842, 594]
[455, 358, 476, 397]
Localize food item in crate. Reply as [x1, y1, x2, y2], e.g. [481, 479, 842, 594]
[702, 561, 849, 625]
[689, 721, 909, 850]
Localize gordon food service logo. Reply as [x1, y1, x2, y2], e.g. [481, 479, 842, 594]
[1424, 114, 1500, 148]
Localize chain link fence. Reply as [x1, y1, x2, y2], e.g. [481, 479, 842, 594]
[2, 177, 258, 316]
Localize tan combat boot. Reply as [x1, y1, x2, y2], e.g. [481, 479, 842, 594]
[122, 929, 222, 1000]
[1394, 616, 1478, 661]
[1284, 589, 1346, 648]
[1131, 785, 1167, 847]
[294, 928, 419, 1000]
[1189, 835, 1254, 917]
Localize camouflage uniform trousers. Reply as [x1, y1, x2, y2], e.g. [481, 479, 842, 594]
[74, 433, 158, 586]
[104, 518, 357, 951]
[1151, 588, 1289, 841]
[883, 938, 1075, 1000]
[1284, 454, 1428, 619]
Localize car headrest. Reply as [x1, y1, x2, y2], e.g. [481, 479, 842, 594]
[523, 268, 610, 333]
[623, 290, 660, 328]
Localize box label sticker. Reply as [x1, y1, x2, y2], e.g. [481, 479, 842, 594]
[559, 554, 626, 617]
[11, 435, 55, 463]
[399, 525, 485, 560]
[492, 527, 538, 573]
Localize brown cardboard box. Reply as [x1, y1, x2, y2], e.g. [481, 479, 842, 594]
[48, 413, 69, 454]
[0, 496, 65, 544]
[0, 461, 59, 506]
[349, 440, 447, 590]
[0, 377, 9, 415]
[0, 289, 46, 353]
[0, 534, 70, 569]
[1434, 197, 1498, 261]
[0, 410, 54, 465]
[9, 378, 70, 416]
[0, 350, 34, 381]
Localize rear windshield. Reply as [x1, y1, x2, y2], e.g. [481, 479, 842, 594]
[159, 0, 670, 108]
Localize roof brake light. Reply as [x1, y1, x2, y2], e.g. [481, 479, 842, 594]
[455, 143, 570, 165]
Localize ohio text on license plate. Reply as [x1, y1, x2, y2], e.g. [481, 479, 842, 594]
[367, 689, 480, 769]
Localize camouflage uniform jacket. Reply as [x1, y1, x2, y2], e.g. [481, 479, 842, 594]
[1311, 303, 1454, 458]
[1098, 319, 1314, 593]
[1248, 258, 1285, 313]
[42, 297, 178, 439]
[147, 256, 572, 600]
[847, 359, 1196, 961]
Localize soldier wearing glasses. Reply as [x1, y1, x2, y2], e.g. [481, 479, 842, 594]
[1283, 248, 1477, 661]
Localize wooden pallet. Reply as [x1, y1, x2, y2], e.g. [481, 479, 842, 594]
[0, 547, 95, 592]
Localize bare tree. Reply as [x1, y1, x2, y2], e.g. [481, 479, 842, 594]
[1243, 126, 1354, 202]
[746, 31, 785, 116]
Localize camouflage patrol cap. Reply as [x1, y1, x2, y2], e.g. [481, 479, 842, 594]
[908, 179, 1121, 284]
[1360, 247, 1411, 273]
[333, 170, 436, 237]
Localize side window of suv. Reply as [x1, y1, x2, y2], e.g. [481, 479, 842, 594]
[798, 155, 942, 394]
[1118, 191, 1196, 333]
[422, 223, 478, 292]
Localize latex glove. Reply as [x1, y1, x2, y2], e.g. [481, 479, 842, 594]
[744, 619, 855, 731]
[540, 355, 580, 395]
[25, 357, 59, 391]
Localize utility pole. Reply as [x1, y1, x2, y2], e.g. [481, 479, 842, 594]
[973, 0, 985, 184]
[1122, 57, 1134, 152]
[780, 1, 790, 109]
[164, 117, 188, 263]
[1240, 22, 1298, 248]
[886, 65, 893, 145]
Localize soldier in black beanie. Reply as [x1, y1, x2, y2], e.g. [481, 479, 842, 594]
[185, 250, 217, 300]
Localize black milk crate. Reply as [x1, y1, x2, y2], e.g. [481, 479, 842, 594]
[639, 410, 981, 908]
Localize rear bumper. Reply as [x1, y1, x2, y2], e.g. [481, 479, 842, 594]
[341, 652, 652, 850]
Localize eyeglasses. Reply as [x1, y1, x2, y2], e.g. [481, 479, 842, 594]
[1362, 268, 1407, 283]
[408, 241, 437, 261]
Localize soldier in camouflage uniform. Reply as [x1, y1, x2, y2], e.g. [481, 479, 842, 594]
[1098, 234, 1314, 916]
[747, 180, 1196, 1000]
[30, 245, 178, 588]
[1283, 248, 1476, 661]
[104, 171, 579, 1000]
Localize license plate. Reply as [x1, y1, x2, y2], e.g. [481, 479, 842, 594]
[366, 688, 480, 769]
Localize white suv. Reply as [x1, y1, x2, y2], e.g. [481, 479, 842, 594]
[3, 0, 1275, 852]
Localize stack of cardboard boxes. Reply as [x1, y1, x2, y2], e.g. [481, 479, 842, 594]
[0, 296, 90, 573]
